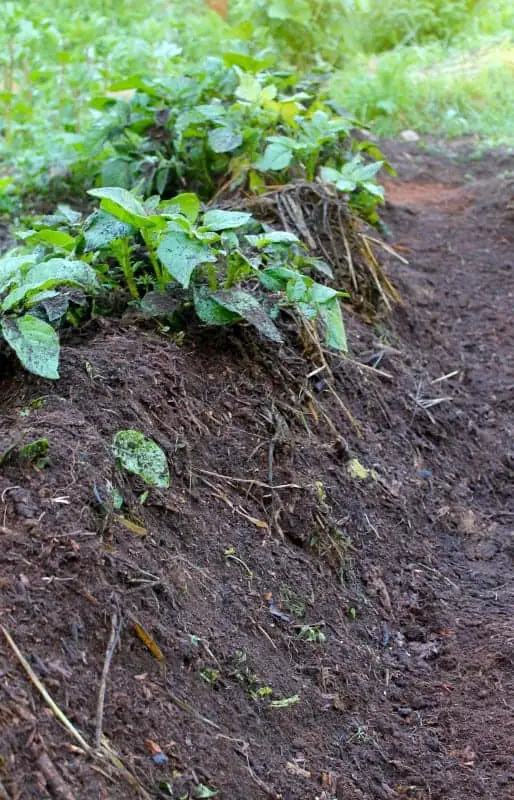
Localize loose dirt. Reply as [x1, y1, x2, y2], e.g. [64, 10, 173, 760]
[0, 142, 512, 800]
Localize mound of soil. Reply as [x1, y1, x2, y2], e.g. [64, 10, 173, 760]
[0, 143, 512, 800]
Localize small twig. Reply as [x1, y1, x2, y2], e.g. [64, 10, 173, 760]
[238, 745, 279, 799]
[359, 236, 392, 310]
[431, 369, 460, 384]
[2, 626, 152, 799]
[255, 622, 278, 651]
[194, 468, 303, 491]
[347, 358, 393, 380]
[95, 611, 121, 749]
[361, 234, 409, 264]
[166, 685, 221, 730]
[37, 753, 76, 800]
[306, 365, 326, 378]
[279, 362, 340, 437]
[1, 625, 91, 752]
[0, 777, 10, 800]
[340, 210, 358, 293]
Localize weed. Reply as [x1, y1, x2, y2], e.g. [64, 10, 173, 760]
[230, 651, 274, 702]
[279, 587, 308, 618]
[224, 547, 253, 577]
[199, 668, 219, 684]
[270, 694, 300, 708]
[348, 724, 369, 745]
[297, 625, 326, 644]
[19, 438, 50, 468]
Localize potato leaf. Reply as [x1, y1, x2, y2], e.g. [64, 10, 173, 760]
[159, 192, 200, 223]
[157, 230, 216, 288]
[0, 254, 37, 295]
[202, 209, 253, 231]
[87, 187, 151, 229]
[84, 210, 135, 251]
[1, 258, 98, 312]
[18, 229, 75, 251]
[1, 314, 60, 379]
[112, 430, 170, 488]
[254, 142, 293, 172]
[208, 126, 243, 154]
[318, 296, 348, 352]
[197, 287, 283, 343]
[246, 231, 299, 248]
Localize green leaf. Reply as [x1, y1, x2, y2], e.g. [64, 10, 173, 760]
[318, 297, 348, 352]
[194, 785, 218, 799]
[157, 230, 216, 288]
[286, 274, 310, 302]
[0, 254, 37, 294]
[202, 209, 253, 231]
[206, 288, 283, 343]
[100, 157, 133, 189]
[112, 430, 170, 488]
[56, 204, 82, 225]
[363, 182, 385, 199]
[108, 76, 161, 96]
[87, 187, 150, 229]
[139, 289, 182, 317]
[18, 229, 75, 251]
[1, 314, 60, 379]
[223, 51, 274, 73]
[20, 438, 49, 465]
[308, 283, 341, 304]
[195, 103, 227, 123]
[84, 210, 135, 251]
[235, 73, 277, 104]
[2, 259, 98, 312]
[302, 257, 334, 279]
[159, 193, 200, 223]
[270, 694, 300, 708]
[208, 127, 243, 154]
[246, 231, 299, 248]
[193, 286, 241, 325]
[354, 160, 384, 181]
[258, 266, 299, 291]
[254, 142, 293, 172]
[318, 166, 340, 185]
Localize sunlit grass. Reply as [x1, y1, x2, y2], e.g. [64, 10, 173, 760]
[331, 34, 514, 146]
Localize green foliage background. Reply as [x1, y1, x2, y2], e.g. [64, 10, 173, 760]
[0, 0, 512, 377]
[1, 0, 511, 200]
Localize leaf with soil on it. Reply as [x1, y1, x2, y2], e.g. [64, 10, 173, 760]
[84, 210, 135, 251]
[194, 286, 283, 343]
[1, 314, 60, 379]
[112, 429, 170, 488]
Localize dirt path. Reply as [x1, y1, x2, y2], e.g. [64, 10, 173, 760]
[0, 144, 512, 799]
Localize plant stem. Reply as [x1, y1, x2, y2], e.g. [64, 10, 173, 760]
[119, 238, 139, 299]
[141, 231, 165, 288]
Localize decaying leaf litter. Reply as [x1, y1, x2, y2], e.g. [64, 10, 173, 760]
[1, 142, 513, 799]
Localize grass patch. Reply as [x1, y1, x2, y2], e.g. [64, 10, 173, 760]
[329, 0, 514, 145]
[331, 35, 514, 144]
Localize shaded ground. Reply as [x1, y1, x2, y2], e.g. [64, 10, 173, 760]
[0, 143, 513, 800]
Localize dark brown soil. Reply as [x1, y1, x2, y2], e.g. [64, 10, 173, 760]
[0, 143, 513, 800]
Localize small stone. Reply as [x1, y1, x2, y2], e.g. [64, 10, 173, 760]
[400, 129, 420, 142]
